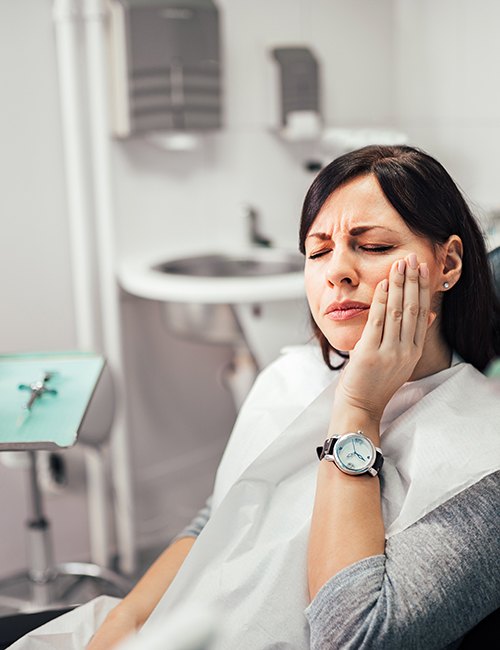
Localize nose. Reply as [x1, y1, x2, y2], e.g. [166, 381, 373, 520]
[325, 248, 359, 287]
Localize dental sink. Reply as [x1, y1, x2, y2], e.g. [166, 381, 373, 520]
[118, 248, 307, 374]
[119, 248, 305, 305]
[153, 250, 304, 278]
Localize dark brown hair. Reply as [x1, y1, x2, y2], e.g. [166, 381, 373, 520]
[299, 144, 500, 372]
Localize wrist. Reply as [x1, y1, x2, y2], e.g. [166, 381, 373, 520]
[333, 384, 387, 425]
[329, 405, 381, 444]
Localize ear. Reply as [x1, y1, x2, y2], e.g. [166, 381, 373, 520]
[440, 235, 463, 290]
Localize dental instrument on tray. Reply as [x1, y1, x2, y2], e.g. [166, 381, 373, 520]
[17, 372, 58, 425]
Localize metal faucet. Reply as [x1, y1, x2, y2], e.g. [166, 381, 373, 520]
[245, 205, 273, 247]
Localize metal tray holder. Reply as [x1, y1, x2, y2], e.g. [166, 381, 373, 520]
[0, 352, 132, 612]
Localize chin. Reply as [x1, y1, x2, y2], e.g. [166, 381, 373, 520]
[321, 321, 365, 353]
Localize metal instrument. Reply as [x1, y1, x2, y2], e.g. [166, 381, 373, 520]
[18, 372, 58, 412]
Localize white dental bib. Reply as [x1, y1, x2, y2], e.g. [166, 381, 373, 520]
[143, 345, 500, 649]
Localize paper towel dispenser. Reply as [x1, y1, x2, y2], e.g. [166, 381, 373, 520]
[107, 0, 222, 138]
[271, 47, 321, 137]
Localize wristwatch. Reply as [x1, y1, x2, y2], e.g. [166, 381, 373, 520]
[316, 431, 384, 477]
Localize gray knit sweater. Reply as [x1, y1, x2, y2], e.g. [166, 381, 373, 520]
[177, 470, 500, 649]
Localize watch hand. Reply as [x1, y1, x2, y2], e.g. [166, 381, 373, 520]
[354, 452, 366, 461]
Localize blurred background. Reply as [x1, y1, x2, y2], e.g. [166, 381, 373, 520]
[1, 0, 500, 591]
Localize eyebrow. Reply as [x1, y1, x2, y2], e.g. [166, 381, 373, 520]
[306, 225, 398, 240]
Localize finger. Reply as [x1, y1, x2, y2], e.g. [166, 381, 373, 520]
[359, 278, 388, 349]
[380, 258, 406, 346]
[413, 262, 432, 348]
[400, 253, 421, 345]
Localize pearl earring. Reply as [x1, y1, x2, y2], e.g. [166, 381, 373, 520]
[443, 282, 450, 289]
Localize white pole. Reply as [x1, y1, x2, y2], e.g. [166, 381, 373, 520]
[83, 446, 109, 567]
[82, 0, 136, 574]
[52, 0, 113, 568]
[52, 0, 97, 351]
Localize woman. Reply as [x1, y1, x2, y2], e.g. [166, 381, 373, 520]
[83, 145, 500, 650]
[299, 145, 500, 648]
[14, 145, 498, 649]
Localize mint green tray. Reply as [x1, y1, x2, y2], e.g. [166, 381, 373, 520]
[0, 351, 104, 450]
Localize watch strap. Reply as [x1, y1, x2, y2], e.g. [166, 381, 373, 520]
[316, 436, 339, 461]
[371, 448, 384, 474]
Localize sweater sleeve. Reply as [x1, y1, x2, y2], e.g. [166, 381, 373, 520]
[171, 495, 212, 543]
[305, 470, 500, 650]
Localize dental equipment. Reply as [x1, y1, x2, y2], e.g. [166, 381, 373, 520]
[0, 352, 132, 613]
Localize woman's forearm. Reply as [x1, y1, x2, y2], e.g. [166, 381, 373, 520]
[307, 409, 385, 601]
[307, 257, 434, 601]
[117, 536, 195, 625]
[87, 536, 195, 649]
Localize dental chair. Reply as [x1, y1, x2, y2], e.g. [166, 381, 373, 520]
[456, 245, 500, 648]
[489, 245, 500, 299]
[0, 352, 132, 648]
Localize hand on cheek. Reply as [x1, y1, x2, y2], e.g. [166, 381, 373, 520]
[334, 253, 435, 423]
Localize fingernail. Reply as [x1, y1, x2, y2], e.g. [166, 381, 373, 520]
[397, 259, 406, 274]
[381, 279, 388, 291]
[408, 253, 417, 270]
[419, 263, 429, 278]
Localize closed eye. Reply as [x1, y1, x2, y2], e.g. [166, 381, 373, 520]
[308, 249, 331, 260]
[308, 245, 393, 259]
[360, 245, 394, 253]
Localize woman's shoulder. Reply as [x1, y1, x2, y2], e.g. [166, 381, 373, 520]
[443, 359, 500, 409]
[266, 342, 326, 369]
[261, 342, 336, 381]
[250, 343, 336, 403]
[389, 470, 499, 552]
[306, 471, 500, 649]
[446, 469, 498, 512]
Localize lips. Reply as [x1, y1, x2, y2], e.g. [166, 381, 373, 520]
[325, 301, 370, 321]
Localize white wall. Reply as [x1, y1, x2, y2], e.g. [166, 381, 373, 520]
[0, 1, 76, 351]
[395, 0, 500, 221]
[0, 0, 397, 580]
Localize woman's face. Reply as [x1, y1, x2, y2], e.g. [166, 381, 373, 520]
[304, 173, 444, 352]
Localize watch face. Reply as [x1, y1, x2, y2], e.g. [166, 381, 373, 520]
[333, 433, 376, 475]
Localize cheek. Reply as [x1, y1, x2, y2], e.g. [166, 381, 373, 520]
[360, 258, 393, 290]
[304, 267, 321, 308]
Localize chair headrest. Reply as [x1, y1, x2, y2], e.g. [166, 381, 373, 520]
[488, 246, 500, 300]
